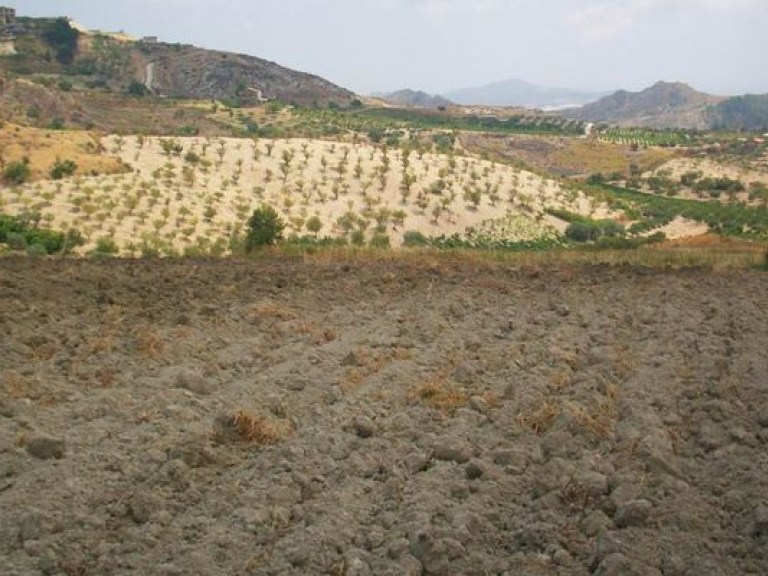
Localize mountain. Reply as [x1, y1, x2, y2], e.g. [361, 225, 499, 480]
[444, 78, 609, 109]
[708, 94, 768, 131]
[0, 15, 356, 108]
[565, 81, 725, 129]
[378, 89, 453, 109]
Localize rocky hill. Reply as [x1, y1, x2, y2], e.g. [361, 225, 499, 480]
[137, 42, 356, 106]
[0, 16, 356, 108]
[379, 89, 453, 109]
[566, 81, 725, 129]
[708, 94, 768, 132]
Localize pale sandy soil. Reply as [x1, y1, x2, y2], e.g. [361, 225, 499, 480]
[645, 216, 710, 240]
[1, 135, 616, 254]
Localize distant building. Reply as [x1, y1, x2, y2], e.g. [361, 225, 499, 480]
[0, 6, 15, 25]
[141, 36, 158, 44]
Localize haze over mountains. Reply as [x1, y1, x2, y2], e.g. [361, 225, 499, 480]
[443, 78, 610, 110]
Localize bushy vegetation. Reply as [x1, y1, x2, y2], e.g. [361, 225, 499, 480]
[3, 159, 31, 185]
[243, 106, 584, 142]
[598, 127, 696, 148]
[402, 230, 565, 251]
[41, 17, 80, 65]
[50, 159, 77, 180]
[245, 204, 285, 251]
[601, 184, 768, 240]
[0, 212, 85, 254]
[546, 208, 625, 242]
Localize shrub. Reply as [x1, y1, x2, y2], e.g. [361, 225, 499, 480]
[62, 229, 86, 253]
[50, 159, 77, 180]
[306, 215, 323, 237]
[126, 80, 149, 97]
[350, 230, 366, 246]
[403, 230, 429, 246]
[245, 205, 285, 251]
[3, 160, 31, 185]
[27, 243, 48, 257]
[57, 79, 73, 92]
[566, 219, 625, 243]
[6, 232, 27, 251]
[369, 234, 390, 248]
[92, 237, 119, 256]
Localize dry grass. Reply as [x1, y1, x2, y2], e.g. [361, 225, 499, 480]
[569, 400, 617, 440]
[250, 301, 297, 321]
[227, 410, 289, 444]
[409, 370, 469, 412]
[516, 396, 561, 435]
[340, 368, 366, 394]
[133, 324, 165, 358]
[552, 139, 674, 176]
[0, 123, 126, 182]
[291, 244, 764, 271]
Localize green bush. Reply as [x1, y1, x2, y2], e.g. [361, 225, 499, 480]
[127, 80, 149, 97]
[42, 18, 80, 65]
[350, 230, 366, 246]
[245, 205, 285, 251]
[27, 243, 48, 257]
[403, 230, 429, 246]
[92, 237, 119, 256]
[6, 232, 27, 251]
[3, 160, 31, 185]
[50, 159, 77, 180]
[369, 234, 391, 248]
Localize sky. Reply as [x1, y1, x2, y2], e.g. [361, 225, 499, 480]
[10, 0, 768, 96]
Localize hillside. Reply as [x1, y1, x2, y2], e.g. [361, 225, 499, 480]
[136, 42, 356, 106]
[566, 81, 725, 129]
[708, 94, 768, 132]
[0, 16, 356, 108]
[445, 78, 608, 109]
[0, 133, 615, 255]
[378, 89, 453, 109]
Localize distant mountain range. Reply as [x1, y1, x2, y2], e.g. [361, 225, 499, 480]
[442, 78, 610, 109]
[565, 81, 768, 131]
[376, 89, 453, 109]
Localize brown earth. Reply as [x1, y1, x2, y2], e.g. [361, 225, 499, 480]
[1, 257, 767, 575]
[460, 133, 674, 178]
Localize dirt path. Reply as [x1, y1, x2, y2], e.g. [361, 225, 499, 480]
[1, 258, 767, 575]
[145, 62, 155, 93]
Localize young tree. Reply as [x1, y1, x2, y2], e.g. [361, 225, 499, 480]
[246, 204, 285, 251]
[306, 215, 323, 237]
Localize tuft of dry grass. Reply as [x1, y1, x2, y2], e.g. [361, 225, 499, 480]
[409, 370, 469, 412]
[516, 396, 561, 436]
[569, 400, 617, 440]
[250, 301, 297, 321]
[223, 410, 290, 444]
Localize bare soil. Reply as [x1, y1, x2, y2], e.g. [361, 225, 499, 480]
[1, 257, 767, 575]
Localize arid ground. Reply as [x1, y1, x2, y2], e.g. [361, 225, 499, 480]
[1, 257, 767, 575]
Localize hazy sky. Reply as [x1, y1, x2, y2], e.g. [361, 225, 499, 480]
[11, 0, 768, 96]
